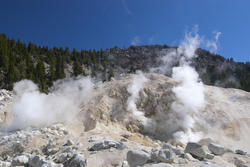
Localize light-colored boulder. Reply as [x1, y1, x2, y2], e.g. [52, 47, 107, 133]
[151, 149, 174, 163]
[12, 155, 29, 166]
[0, 160, 11, 167]
[127, 150, 150, 167]
[88, 140, 124, 151]
[162, 143, 183, 155]
[206, 153, 214, 160]
[184, 153, 198, 162]
[234, 157, 246, 167]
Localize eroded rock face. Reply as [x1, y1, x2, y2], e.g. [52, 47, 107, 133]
[0, 74, 250, 167]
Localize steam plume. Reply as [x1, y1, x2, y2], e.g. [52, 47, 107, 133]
[127, 71, 148, 123]
[9, 76, 93, 130]
[169, 27, 205, 143]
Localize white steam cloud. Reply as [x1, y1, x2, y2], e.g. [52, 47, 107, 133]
[169, 27, 205, 144]
[127, 71, 148, 124]
[171, 65, 205, 144]
[147, 26, 214, 144]
[127, 26, 220, 144]
[9, 76, 93, 130]
[206, 31, 221, 53]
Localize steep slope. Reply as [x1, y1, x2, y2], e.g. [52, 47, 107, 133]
[0, 73, 250, 167]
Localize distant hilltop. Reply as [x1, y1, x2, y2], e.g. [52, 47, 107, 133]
[0, 34, 249, 92]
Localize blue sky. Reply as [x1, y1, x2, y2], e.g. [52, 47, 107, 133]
[0, 0, 249, 62]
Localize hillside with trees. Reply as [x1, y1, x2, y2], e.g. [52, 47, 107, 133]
[0, 33, 249, 92]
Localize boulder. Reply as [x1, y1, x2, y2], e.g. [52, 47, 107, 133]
[208, 143, 225, 155]
[121, 161, 129, 167]
[236, 149, 247, 155]
[234, 157, 246, 167]
[162, 143, 183, 155]
[240, 164, 250, 167]
[206, 153, 214, 160]
[184, 153, 198, 162]
[0, 141, 25, 158]
[127, 150, 151, 167]
[0, 160, 11, 167]
[88, 140, 125, 151]
[64, 139, 74, 146]
[64, 153, 87, 167]
[151, 149, 174, 163]
[12, 155, 29, 166]
[28, 156, 47, 167]
[54, 153, 69, 163]
[28, 155, 60, 167]
[185, 143, 208, 160]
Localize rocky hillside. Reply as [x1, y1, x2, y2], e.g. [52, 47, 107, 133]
[0, 34, 250, 92]
[0, 73, 250, 167]
[104, 46, 250, 91]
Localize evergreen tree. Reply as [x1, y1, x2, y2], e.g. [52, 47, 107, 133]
[73, 59, 83, 76]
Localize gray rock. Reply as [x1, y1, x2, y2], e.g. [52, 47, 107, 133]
[151, 149, 174, 163]
[28, 155, 61, 167]
[0, 141, 25, 158]
[73, 143, 83, 150]
[42, 140, 59, 156]
[208, 143, 226, 155]
[127, 150, 150, 167]
[64, 153, 87, 167]
[28, 155, 48, 167]
[121, 161, 129, 167]
[88, 140, 125, 151]
[184, 153, 198, 162]
[240, 164, 250, 167]
[54, 153, 68, 163]
[185, 143, 208, 160]
[12, 155, 29, 166]
[162, 143, 175, 150]
[198, 138, 214, 146]
[205, 153, 214, 160]
[46, 148, 59, 156]
[143, 163, 174, 167]
[236, 149, 247, 155]
[178, 158, 188, 164]
[162, 143, 183, 155]
[65, 139, 74, 146]
[0, 160, 11, 167]
[234, 157, 246, 167]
